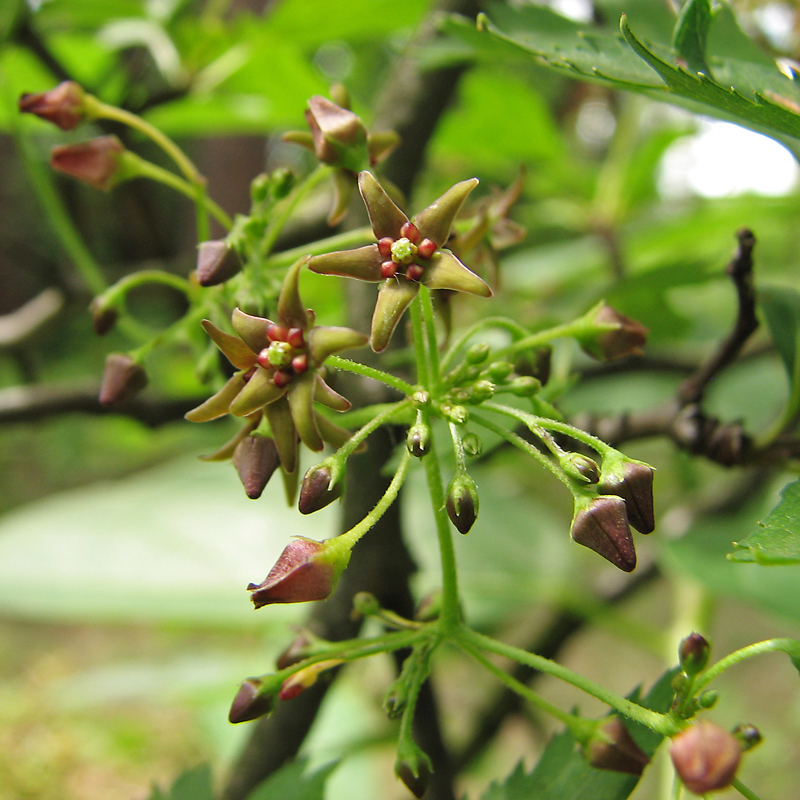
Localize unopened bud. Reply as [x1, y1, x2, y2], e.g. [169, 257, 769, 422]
[469, 379, 495, 403]
[732, 724, 761, 751]
[446, 404, 469, 424]
[485, 361, 514, 382]
[407, 423, 431, 457]
[412, 390, 431, 407]
[196, 240, 242, 286]
[299, 462, 343, 514]
[279, 658, 343, 700]
[579, 302, 648, 361]
[679, 632, 710, 677]
[507, 375, 541, 397]
[570, 496, 636, 572]
[233, 435, 280, 499]
[415, 591, 442, 621]
[276, 632, 315, 670]
[465, 342, 491, 365]
[561, 453, 600, 484]
[352, 591, 381, 618]
[599, 461, 655, 534]
[462, 433, 483, 457]
[698, 690, 718, 709]
[586, 716, 650, 776]
[395, 748, 432, 799]
[446, 473, 479, 534]
[670, 721, 742, 794]
[99, 353, 148, 405]
[89, 296, 118, 335]
[19, 81, 87, 130]
[229, 677, 276, 723]
[50, 135, 128, 191]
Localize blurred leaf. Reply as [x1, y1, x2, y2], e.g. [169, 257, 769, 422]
[478, 668, 675, 800]
[246, 759, 337, 800]
[729, 479, 800, 564]
[672, 0, 712, 76]
[146, 764, 214, 800]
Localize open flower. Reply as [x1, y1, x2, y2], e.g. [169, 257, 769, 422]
[309, 171, 492, 351]
[185, 258, 367, 474]
[283, 92, 399, 225]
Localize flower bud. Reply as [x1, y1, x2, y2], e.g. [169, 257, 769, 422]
[579, 302, 648, 361]
[670, 721, 742, 794]
[276, 632, 315, 670]
[732, 724, 761, 751]
[698, 690, 718, 709]
[445, 404, 469, 424]
[507, 375, 541, 397]
[407, 423, 431, 457]
[585, 716, 650, 776]
[247, 536, 352, 607]
[98, 353, 148, 405]
[233, 435, 280, 499]
[412, 390, 431, 407]
[395, 746, 432, 799]
[485, 361, 514, 382]
[352, 591, 381, 618]
[298, 462, 343, 514]
[50, 135, 127, 191]
[446, 473, 479, 534]
[679, 632, 710, 677]
[560, 453, 600, 484]
[89, 296, 118, 336]
[229, 677, 277, 723]
[469, 379, 495, 403]
[599, 461, 655, 534]
[196, 240, 242, 286]
[465, 342, 491, 365]
[570, 496, 636, 572]
[19, 81, 87, 130]
[415, 591, 442, 621]
[462, 433, 483, 457]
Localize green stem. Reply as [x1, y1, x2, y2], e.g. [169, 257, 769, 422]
[693, 638, 799, 693]
[459, 627, 679, 735]
[335, 399, 412, 462]
[130, 156, 232, 229]
[492, 317, 596, 362]
[259, 165, 331, 259]
[409, 291, 430, 388]
[419, 285, 441, 391]
[441, 316, 530, 371]
[102, 269, 194, 304]
[326, 355, 416, 396]
[266, 226, 374, 270]
[731, 778, 764, 800]
[335, 449, 412, 550]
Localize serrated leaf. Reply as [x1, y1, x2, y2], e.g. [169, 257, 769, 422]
[245, 759, 337, 800]
[478, 669, 676, 800]
[729, 479, 800, 564]
[459, 3, 800, 145]
[672, 0, 713, 75]
[145, 765, 214, 800]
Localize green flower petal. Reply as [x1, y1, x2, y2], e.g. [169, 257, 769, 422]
[232, 308, 272, 353]
[328, 169, 356, 227]
[370, 278, 419, 352]
[229, 368, 285, 417]
[308, 244, 382, 281]
[314, 375, 351, 411]
[265, 396, 299, 474]
[185, 373, 247, 422]
[316, 413, 355, 449]
[308, 325, 368, 365]
[200, 414, 260, 461]
[366, 130, 400, 165]
[278, 257, 310, 330]
[358, 171, 407, 239]
[281, 130, 315, 153]
[287, 371, 323, 451]
[414, 178, 478, 247]
[201, 320, 258, 369]
[423, 249, 492, 297]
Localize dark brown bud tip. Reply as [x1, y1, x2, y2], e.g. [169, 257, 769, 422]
[99, 353, 148, 406]
[396, 757, 431, 799]
[571, 496, 636, 572]
[670, 721, 742, 794]
[229, 678, 275, 723]
[233, 435, 280, 499]
[196, 241, 242, 286]
[600, 462, 655, 534]
[299, 463, 342, 514]
[587, 717, 650, 776]
[19, 81, 86, 130]
[89, 297, 118, 336]
[445, 474, 479, 534]
[581, 303, 648, 361]
[679, 632, 710, 677]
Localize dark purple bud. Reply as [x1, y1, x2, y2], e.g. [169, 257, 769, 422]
[395, 751, 432, 799]
[679, 632, 710, 677]
[580, 303, 648, 361]
[19, 81, 86, 130]
[299, 462, 343, 514]
[446, 474, 479, 534]
[276, 632, 314, 670]
[732, 724, 762, 751]
[232, 435, 280, 499]
[561, 453, 600, 484]
[196, 240, 242, 286]
[670, 721, 741, 794]
[229, 677, 276, 723]
[586, 717, 650, 776]
[99, 353, 148, 405]
[407, 423, 431, 457]
[599, 462, 655, 534]
[571, 496, 636, 572]
[89, 297, 118, 336]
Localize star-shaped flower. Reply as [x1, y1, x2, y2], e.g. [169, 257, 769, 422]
[185, 258, 367, 474]
[309, 171, 492, 351]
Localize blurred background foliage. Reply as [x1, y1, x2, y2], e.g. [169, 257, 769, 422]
[2, 0, 800, 798]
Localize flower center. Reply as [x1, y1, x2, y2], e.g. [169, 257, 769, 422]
[266, 340, 292, 368]
[390, 237, 417, 265]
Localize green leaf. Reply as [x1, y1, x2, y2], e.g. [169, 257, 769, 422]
[246, 759, 338, 800]
[478, 669, 676, 800]
[729, 479, 800, 564]
[146, 765, 215, 800]
[672, 0, 713, 75]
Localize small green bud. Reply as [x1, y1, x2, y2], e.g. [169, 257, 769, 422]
[462, 432, 483, 457]
[679, 632, 710, 677]
[407, 423, 431, 458]
[560, 453, 600, 484]
[414, 591, 442, 621]
[485, 361, 514, 382]
[446, 473, 479, 534]
[412, 390, 431, 407]
[698, 690, 718, 709]
[446, 405, 469, 425]
[732, 724, 761, 751]
[507, 375, 541, 397]
[352, 591, 381, 618]
[671, 672, 690, 694]
[469, 379, 495, 403]
[465, 342, 491, 365]
[449, 388, 471, 404]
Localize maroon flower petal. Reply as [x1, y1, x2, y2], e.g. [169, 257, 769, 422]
[201, 320, 258, 370]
